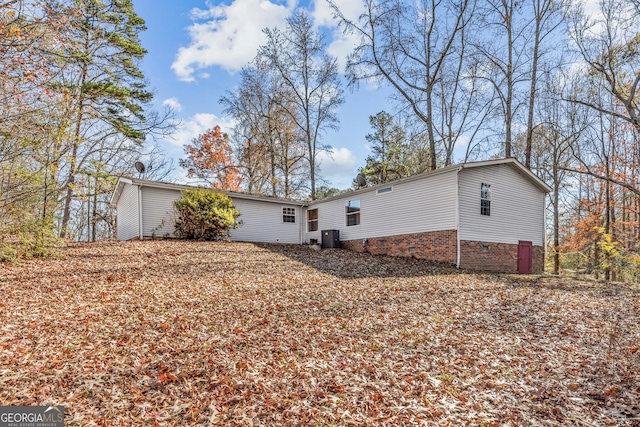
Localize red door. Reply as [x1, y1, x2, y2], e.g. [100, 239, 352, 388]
[518, 241, 533, 273]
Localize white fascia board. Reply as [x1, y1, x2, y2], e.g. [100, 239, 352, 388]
[126, 177, 306, 206]
[109, 177, 134, 207]
[460, 158, 552, 193]
[308, 166, 459, 206]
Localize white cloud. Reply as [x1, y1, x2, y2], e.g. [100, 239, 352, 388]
[172, 0, 295, 81]
[167, 113, 236, 148]
[162, 97, 183, 112]
[312, 0, 361, 28]
[325, 31, 360, 71]
[312, 0, 364, 71]
[317, 146, 358, 188]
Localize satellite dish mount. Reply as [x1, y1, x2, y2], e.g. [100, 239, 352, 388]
[355, 173, 367, 188]
[134, 161, 146, 175]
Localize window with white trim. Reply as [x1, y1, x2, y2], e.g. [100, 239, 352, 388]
[308, 209, 318, 231]
[377, 186, 393, 194]
[480, 183, 491, 216]
[346, 200, 360, 226]
[283, 207, 296, 223]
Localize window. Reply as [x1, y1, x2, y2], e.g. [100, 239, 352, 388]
[308, 209, 318, 232]
[283, 207, 296, 223]
[346, 200, 360, 226]
[481, 183, 491, 216]
[377, 186, 393, 194]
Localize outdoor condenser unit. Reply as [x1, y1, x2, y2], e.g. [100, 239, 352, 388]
[321, 229, 340, 249]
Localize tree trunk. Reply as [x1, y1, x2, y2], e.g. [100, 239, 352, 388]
[92, 176, 98, 242]
[525, 11, 541, 168]
[60, 44, 88, 239]
[426, 90, 437, 171]
[504, 0, 513, 159]
[60, 140, 78, 239]
[553, 156, 560, 274]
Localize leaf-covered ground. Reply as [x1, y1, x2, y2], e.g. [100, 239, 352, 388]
[1, 241, 639, 426]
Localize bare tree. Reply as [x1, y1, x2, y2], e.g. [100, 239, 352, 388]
[332, 0, 474, 169]
[523, 0, 567, 168]
[516, 75, 589, 274]
[435, 17, 495, 164]
[472, 0, 531, 159]
[564, 0, 640, 197]
[221, 59, 308, 198]
[259, 12, 343, 200]
[568, 0, 640, 132]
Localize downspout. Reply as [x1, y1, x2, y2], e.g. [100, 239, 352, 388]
[543, 191, 547, 272]
[299, 206, 303, 245]
[138, 185, 143, 240]
[455, 166, 463, 268]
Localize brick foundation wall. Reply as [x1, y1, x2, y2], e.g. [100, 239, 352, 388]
[533, 245, 544, 273]
[341, 230, 457, 264]
[459, 240, 544, 273]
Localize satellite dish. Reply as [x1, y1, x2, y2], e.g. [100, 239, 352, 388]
[355, 173, 366, 188]
[134, 161, 146, 174]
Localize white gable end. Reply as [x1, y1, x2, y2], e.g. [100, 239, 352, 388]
[458, 164, 546, 246]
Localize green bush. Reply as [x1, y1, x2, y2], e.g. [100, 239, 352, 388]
[173, 188, 241, 240]
[1, 217, 62, 262]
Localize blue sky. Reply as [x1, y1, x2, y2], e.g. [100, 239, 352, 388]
[133, 0, 394, 190]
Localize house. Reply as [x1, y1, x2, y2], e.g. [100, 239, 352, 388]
[110, 158, 551, 273]
[109, 178, 305, 244]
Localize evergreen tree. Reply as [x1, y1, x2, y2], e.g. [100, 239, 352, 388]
[360, 111, 409, 185]
[57, 0, 154, 238]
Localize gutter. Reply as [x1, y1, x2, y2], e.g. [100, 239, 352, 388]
[299, 206, 304, 245]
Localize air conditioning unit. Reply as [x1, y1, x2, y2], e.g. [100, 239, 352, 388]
[321, 229, 340, 249]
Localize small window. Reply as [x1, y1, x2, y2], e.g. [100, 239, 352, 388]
[346, 199, 360, 226]
[377, 186, 393, 194]
[283, 207, 296, 223]
[481, 183, 491, 216]
[308, 208, 318, 232]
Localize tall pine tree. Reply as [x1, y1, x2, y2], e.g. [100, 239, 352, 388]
[359, 111, 409, 185]
[57, 0, 153, 237]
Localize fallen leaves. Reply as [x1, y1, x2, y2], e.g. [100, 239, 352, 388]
[0, 240, 639, 426]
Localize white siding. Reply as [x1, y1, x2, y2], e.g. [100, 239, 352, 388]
[134, 186, 302, 242]
[230, 199, 301, 244]
[458, 164, 546, 245]
[116, 183, 140, 241]
[305, 170, 459, 242]
[141, 187, 181, 238]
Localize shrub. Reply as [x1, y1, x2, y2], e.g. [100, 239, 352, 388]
[1, 217, 62, 262]
[173, 188, 241, 240]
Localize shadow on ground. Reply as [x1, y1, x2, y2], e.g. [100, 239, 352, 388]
[256, 243, 467, 279]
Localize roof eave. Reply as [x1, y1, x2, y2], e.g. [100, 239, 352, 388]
[116, 177, 306, 206]
[308, 164, 460, 205]
[459, 158, 552, 193]
[109, 177, 133, 207]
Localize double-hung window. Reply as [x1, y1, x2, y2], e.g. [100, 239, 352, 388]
[345, 200, 360, 226]
[308, 209, 318, 231]
[283, 207, 296, 223]
[480, 183, 491, 216]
